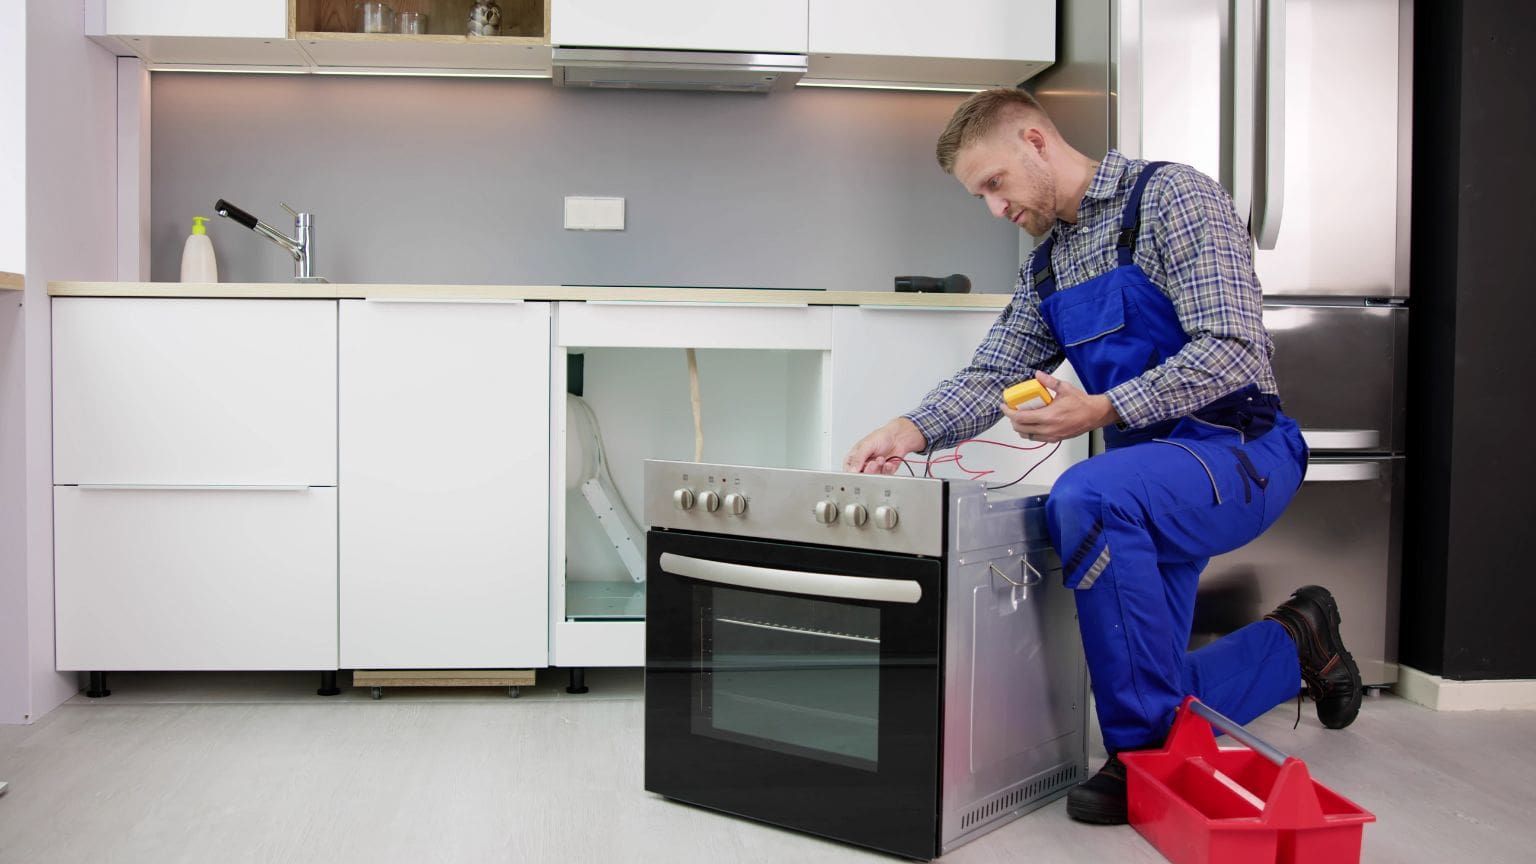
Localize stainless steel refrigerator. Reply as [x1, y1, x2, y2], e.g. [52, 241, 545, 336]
[1034, 0, 1411, 685]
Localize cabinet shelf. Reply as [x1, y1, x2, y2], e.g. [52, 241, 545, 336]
[295, 31, 544, 46]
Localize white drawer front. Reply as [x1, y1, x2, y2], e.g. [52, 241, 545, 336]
[52, 298, 337, 486]
[558, 301, 832, 350]
[54, 486, 338, 671]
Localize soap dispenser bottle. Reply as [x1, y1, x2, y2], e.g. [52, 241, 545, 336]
[180, 216, 218, 282]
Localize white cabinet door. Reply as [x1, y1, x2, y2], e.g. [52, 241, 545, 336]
[339, 300, 551, 669]
[93, 0, 288, 38]
[552, 0, 808, 54]
[830, 306, 1086, 487]
[52, 298, 337, 487]
[806, 0, 1055, 88]
[55, 486, 338, 671]
[87, 0, 309, 67]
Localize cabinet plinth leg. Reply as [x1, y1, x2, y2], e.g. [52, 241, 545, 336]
[317, 671, 341, 696]
[86, 672, 111, 698]
[566, 668, 589, 694]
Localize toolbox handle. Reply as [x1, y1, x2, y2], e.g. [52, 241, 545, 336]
[1187, 698, 1290, 767]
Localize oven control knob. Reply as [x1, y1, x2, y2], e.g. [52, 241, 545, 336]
[672, 488, 695, 511]
[813, 500, 839, 524]
[699, 490, 721, 513]
[843, 503, 868, 527]
[873, 505, 899, 530]
[723, 493, 748, 516]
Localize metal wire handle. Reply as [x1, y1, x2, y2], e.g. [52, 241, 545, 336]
[1187, 699, 1290, 767]
[989, 556, 1044, 588]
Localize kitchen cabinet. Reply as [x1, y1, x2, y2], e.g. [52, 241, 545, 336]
[55, 487, 338, 671]
[338, 299, 550, 669]
[805, 0, 1055, 89]
[294, 0, 551, 73]
[552, 300, 832, 667]
[47, 286, 1020, 675]
[52, 298, 337, 486]
[550, 0, 808, 54]
[86, 0, 310, 68]
[829, 305, 1086, 487]
[52, 297, 339, 671]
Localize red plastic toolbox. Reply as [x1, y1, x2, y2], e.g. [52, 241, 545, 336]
[1121, 696, 1375, 864]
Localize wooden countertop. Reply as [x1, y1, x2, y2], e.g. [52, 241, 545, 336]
[46, 282, 1012, 309]
[1, 272, 22, 291]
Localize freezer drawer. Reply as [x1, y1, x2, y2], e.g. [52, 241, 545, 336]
[1196, 457, 1402, 686]
[1264, 303, 1407, 454]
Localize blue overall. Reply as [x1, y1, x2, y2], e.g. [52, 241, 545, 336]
[1035, 163, 1307, 752]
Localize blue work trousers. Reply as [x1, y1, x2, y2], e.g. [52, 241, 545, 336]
[1046, 414, 1309, 752]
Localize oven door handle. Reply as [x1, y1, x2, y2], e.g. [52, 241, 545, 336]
[659, 553, 923, 605]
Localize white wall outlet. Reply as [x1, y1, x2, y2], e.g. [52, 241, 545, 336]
[564, 196, 626, 231]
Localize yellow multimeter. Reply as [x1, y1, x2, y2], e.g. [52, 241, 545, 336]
[1003, 379, 1055, 410]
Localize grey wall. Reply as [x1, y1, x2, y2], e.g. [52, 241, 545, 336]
[150, 74, 1020, 292]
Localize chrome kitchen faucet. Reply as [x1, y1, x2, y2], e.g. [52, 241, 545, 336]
[214, 199, 325, 283]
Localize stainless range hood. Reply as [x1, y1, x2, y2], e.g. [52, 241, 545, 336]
[552, 48, 807, 94]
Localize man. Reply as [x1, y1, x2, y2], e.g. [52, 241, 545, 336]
[843, 88, 1364, 825]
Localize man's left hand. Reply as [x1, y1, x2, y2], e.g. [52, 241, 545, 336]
[1001, 371, 1120, 444]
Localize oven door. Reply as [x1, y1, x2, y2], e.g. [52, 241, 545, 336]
[645, 529, 945, 861]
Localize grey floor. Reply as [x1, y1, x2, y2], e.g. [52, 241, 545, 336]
[1, 671, 1533, 864]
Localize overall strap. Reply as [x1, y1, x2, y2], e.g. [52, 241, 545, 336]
[1117, 160, 1171, 267]
[1030, 235, 1059, 300]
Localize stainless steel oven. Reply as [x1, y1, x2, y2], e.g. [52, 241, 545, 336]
[643, 461, 1086, 860]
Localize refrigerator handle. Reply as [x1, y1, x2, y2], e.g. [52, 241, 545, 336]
[1226, 0, 1256, 224]
[1253, 0, 1287, 249]
[1304, 462, 1381, 483]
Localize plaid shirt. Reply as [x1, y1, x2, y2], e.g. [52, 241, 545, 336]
[905, 150, 1278, 450]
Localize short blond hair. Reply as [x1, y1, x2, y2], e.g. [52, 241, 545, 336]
[936, 88, 1052, 174]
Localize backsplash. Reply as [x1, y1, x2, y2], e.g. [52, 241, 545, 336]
[150, 74, 1019, 292]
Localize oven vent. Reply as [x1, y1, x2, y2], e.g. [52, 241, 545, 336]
[960, 764, 1081, 830]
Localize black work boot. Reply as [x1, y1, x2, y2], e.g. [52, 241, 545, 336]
[1066, 754, 1128, 825]
[1265, 585, 1364, 729]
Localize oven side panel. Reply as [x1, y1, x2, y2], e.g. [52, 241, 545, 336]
[941, 484, 1088, 852]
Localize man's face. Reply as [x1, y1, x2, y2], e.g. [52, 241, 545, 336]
[953, 126, 1056, 237]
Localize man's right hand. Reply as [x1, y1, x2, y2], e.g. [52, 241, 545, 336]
[842, 417, 929, 475]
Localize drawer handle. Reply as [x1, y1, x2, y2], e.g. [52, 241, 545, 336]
[582, 300, 810, 309]
[364, 297, 525, 304]
[75, 484, 313, 492]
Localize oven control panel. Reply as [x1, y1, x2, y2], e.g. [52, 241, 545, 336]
[644, 460, 944, 557]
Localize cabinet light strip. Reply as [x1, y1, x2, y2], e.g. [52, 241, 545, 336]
[796, 80, 989, 94]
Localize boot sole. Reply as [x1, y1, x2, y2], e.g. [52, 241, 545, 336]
[1065, 796, 1128, 826]
[1295, 585, 1363, 729]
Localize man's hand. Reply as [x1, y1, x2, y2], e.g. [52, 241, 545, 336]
[1002, 371, 1119, 444]
[843, 417, 928, 475]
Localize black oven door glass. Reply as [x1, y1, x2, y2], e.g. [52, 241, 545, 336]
[699, 586, 881, 770]
[646, 530, 944, 861]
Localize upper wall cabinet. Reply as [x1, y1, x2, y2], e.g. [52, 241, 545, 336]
[87, 1, 552, 74]
[550, 0, 808, 54]
[294, 0, 550, 73]
[86, 0, 310, 67]
[806, 0, 1055, 89]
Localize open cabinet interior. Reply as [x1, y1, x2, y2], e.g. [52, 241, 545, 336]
[561, 347, 828, 621]
[292, 0, 547, 38]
